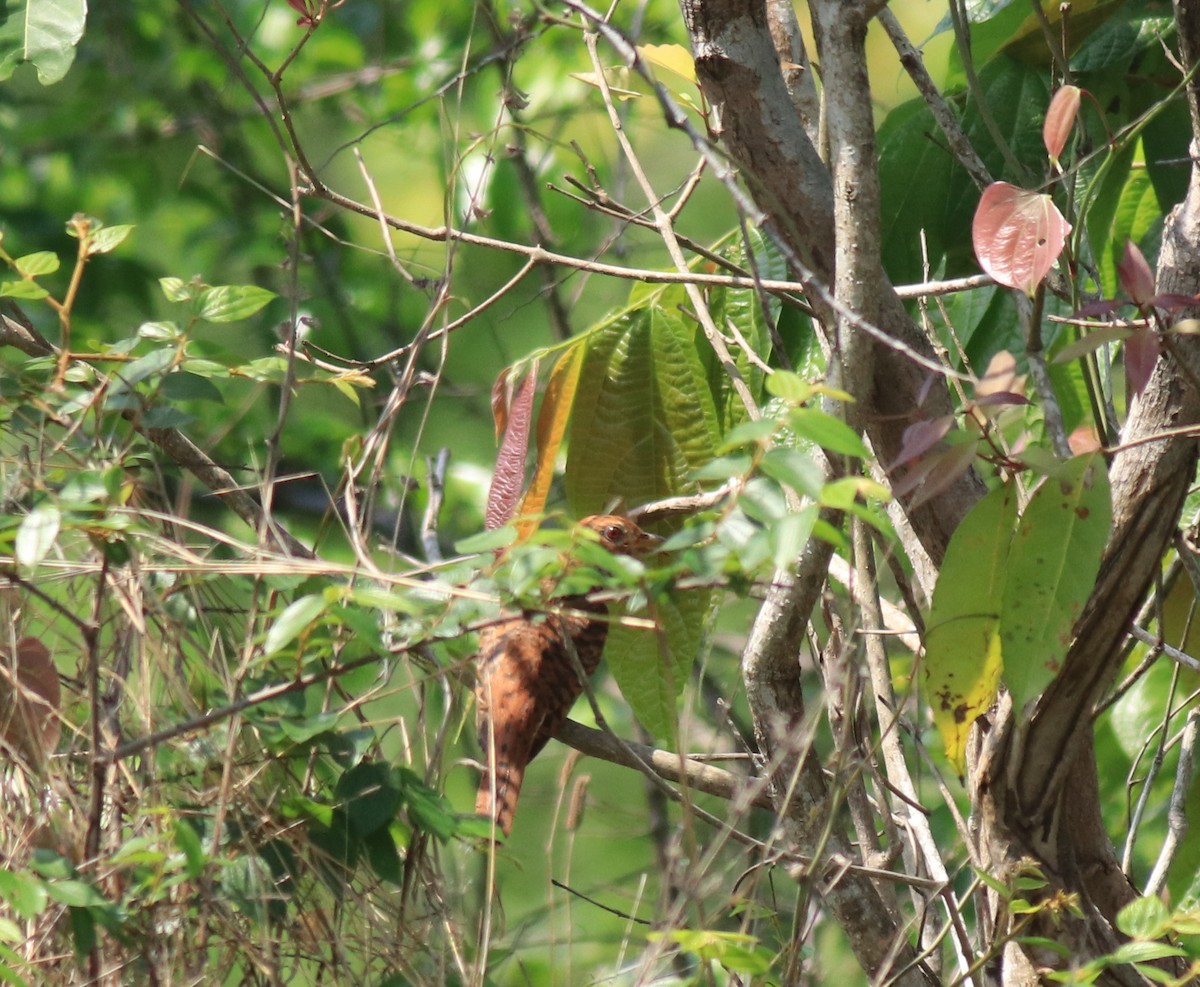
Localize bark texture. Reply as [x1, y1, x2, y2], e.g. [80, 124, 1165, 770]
[677, 0, 1200, 982]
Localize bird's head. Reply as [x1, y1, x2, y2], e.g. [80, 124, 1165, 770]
[577, 515, 663, 556]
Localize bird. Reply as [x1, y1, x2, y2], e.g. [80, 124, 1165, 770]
[474, 515, 662, 838]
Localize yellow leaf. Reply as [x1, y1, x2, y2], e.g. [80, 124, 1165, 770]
[930, 627, 1003, 774]
[637, 43, 697, 85]
[516, 344, 584, 536]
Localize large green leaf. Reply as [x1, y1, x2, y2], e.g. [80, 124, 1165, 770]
[0, 0, 86, 85]
[1096, 161, 1160, 299]
[1001, 453, 1111, 713]
[878, 98, 961, 284]
[705, 230, 779, 427]
[565, 305, 720, 515]
[606, 589, 710, 742]
[924, 483, 1017, 773]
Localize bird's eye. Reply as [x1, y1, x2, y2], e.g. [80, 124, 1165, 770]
[603, 523, 625, 545]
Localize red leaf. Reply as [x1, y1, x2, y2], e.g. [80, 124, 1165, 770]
[1116, 239, 1155, 307]
[1124, 330, 1160, 399]
[485, 363, 539, 530]
[1043, 86, 1082, 163]
[972, 182, 1072, 295]
[1149, 293, 1200, 312]
[891, 416, 955, 468]
[490, 366, 512, 442]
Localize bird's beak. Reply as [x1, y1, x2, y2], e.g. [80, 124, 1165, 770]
[634, 530, 665, 555]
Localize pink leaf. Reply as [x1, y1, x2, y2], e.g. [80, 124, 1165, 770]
[1116, 239, 1155, 307]
[1043, 86, 1082, 163]
[1067, 426, 1102, 455]
[485, 362, 539, 530]
[972, 182, 1072, 295]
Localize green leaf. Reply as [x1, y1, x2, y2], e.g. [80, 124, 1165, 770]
[1001, 453, 1111, 713]
[44, 880, 106, 909]
[197, 285, 276, 323]
[789, 407, 870, 459]
[0, 870, 47, 919]
[0, 0, 87, 85]
[159, 371, 223, 404]
[606, 589, 709, 741]
[924, 483, 1017, 773]
[113, 349, 177, 390]
[336, 762, 401, 837]
[220, 854, 275, 923]
[566, 305, 721, 515]
[765, 370, 814, 404]
[67, 907, 94, 958]
[758, 453, 825, 501]
[264, 594, 327, 655]
[278, 711, 338, 744]
[398, 769, 457, 842]
[1096, 164, 1158, 299]
[137, 321, 181, 341]
[362, 828, 402, 885]
[1116, 895, 1170, 940]
[85, 225, 133, 256]
[159, 277, 196, 303]
[13, 252, 58, 276]
[174, 820, 205, 880]
[0, 281, 49, 300]
[878, 97, 961, 283]
[454, 526, 517, 554]
[705, 229, 779, 425]
[1109, 941, 1184, 964]
[16, 505, 60, 567]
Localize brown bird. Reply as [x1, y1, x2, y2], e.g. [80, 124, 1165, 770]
[474, 515, 662, 838]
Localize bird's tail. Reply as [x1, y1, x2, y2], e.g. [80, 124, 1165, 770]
[476, 751, 523, 838]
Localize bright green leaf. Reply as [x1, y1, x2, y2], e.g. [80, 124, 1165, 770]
[85, 225, 133, 255]
[198, 285, 276, 323]
[0, 870, 47, 919]
[264, 594, 327, 655]
[1116, 895, 1170, 940]
[0, 281, 49, 300]
[790, 407, 870, 459]
[0, 0, 87, 85]
[13, 252, 58, 276]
